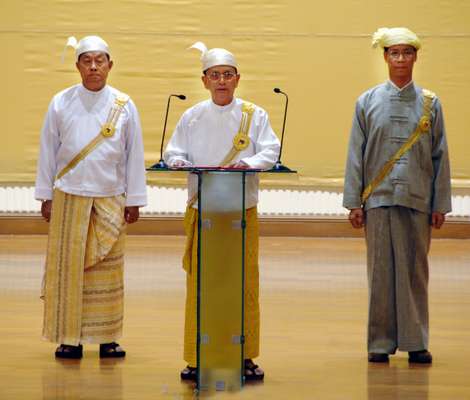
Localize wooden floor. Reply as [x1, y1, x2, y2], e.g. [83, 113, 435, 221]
[0, 235, 469, 400]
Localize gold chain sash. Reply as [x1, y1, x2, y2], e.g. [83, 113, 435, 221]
[361, 89, 435, 204]
[220, 101, 255, 166]
[55, 94, 129, 181]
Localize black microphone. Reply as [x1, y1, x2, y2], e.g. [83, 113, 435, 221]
[151, 94, 186, 170]
[271, 88, 292, 171]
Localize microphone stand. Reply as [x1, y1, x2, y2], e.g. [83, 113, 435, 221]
[270, 88, 293, 172]
[149, 94, 186, 170]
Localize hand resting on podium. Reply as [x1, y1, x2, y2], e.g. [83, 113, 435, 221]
[168, 159, 193, 168]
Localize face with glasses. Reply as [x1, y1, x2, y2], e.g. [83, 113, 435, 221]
[202, 65, 240, 106]
[76, 51, 113, 92]
[384, 44, 417, 84]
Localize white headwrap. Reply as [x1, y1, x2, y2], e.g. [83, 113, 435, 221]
[372, 27, 421, 50]
[189, 41, 237, 71]
[63, 35, 110, 61]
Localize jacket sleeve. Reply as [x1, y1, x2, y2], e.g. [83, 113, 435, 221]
[124, 99, 147, 207]
[430, 98, 452, 214]
[343, 99, 367, 210]
[163, 112, 191, 166]
[34, 98, 60, 201]
[240, 107, 281, 170]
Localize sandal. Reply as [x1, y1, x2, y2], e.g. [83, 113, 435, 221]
[55, 344, 83, 359]
[99, 342, 126, 358]
[180, 365, 197, 381]
[244, 359, 264, 381]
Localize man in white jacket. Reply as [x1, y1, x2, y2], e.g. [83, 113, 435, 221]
[35, 35, 147, 359]
[164, 41, 280, 381]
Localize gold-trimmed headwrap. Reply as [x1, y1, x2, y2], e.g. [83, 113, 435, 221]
[372, 27, 421, 50]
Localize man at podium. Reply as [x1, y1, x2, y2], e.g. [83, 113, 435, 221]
[164, 41, 280, 381]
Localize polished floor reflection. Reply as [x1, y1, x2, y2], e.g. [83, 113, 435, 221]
[0, 235, 469, 399]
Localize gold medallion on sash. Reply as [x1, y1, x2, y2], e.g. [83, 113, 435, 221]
[232, 132, 250, 151]
[221, 101, 255, 166]
[101, 94, 129, 138]
[100, 123, 116, 137]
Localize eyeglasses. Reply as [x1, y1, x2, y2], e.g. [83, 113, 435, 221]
[206, 71, 237, 81]
[387, 49, 416, 59]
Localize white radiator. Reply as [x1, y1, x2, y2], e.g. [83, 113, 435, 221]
[1, 186, 469, 217]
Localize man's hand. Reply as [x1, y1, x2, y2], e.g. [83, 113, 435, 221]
[170, 159, 192, 168]
[226, 160, 249, 169]
[431, 212, 445, 229]
[348, 208, 365, 229]
[41, 200, 52, 222]
[124, 206, 140, 224]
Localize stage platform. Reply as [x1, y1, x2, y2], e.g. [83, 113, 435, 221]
[1, 235, 469, 399]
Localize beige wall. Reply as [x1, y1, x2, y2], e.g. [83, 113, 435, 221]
[1, 0, 469, 189]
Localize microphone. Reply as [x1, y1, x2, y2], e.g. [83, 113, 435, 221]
[271, 88, 293, 172]
[150, 94, 186, 170]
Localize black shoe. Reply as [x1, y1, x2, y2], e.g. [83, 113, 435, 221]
[99, 342, 126, 358]
[244, 359, 264, 381]
[180, 365, 197, 381]
[368, 353, 389, 363]
[55, 344, 83, 359]
[408, 350, 432, 364]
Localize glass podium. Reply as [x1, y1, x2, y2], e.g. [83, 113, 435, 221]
[196, 169, 247, 392]
[147, 165, 295, 393]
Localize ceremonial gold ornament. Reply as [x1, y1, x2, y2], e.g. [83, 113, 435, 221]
[418, 116, 430, 132]
[101, 123, 116, 137]
[233, 132, 250, 150]
[220, 101, 255, 166]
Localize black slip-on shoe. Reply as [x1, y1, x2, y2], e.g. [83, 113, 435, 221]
[99, 342, 126, 358]
[368, 352, 389, 363]
[55, 344, 83, 359]
[244, 359, 265, 381]
[408, 350, 432, 364]
[180, 365, 197, 381]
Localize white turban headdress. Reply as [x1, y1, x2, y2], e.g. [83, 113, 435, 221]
[189, 41, 237, 71]
[63, 35, 110, 61]
[372, 27, 421, 50]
